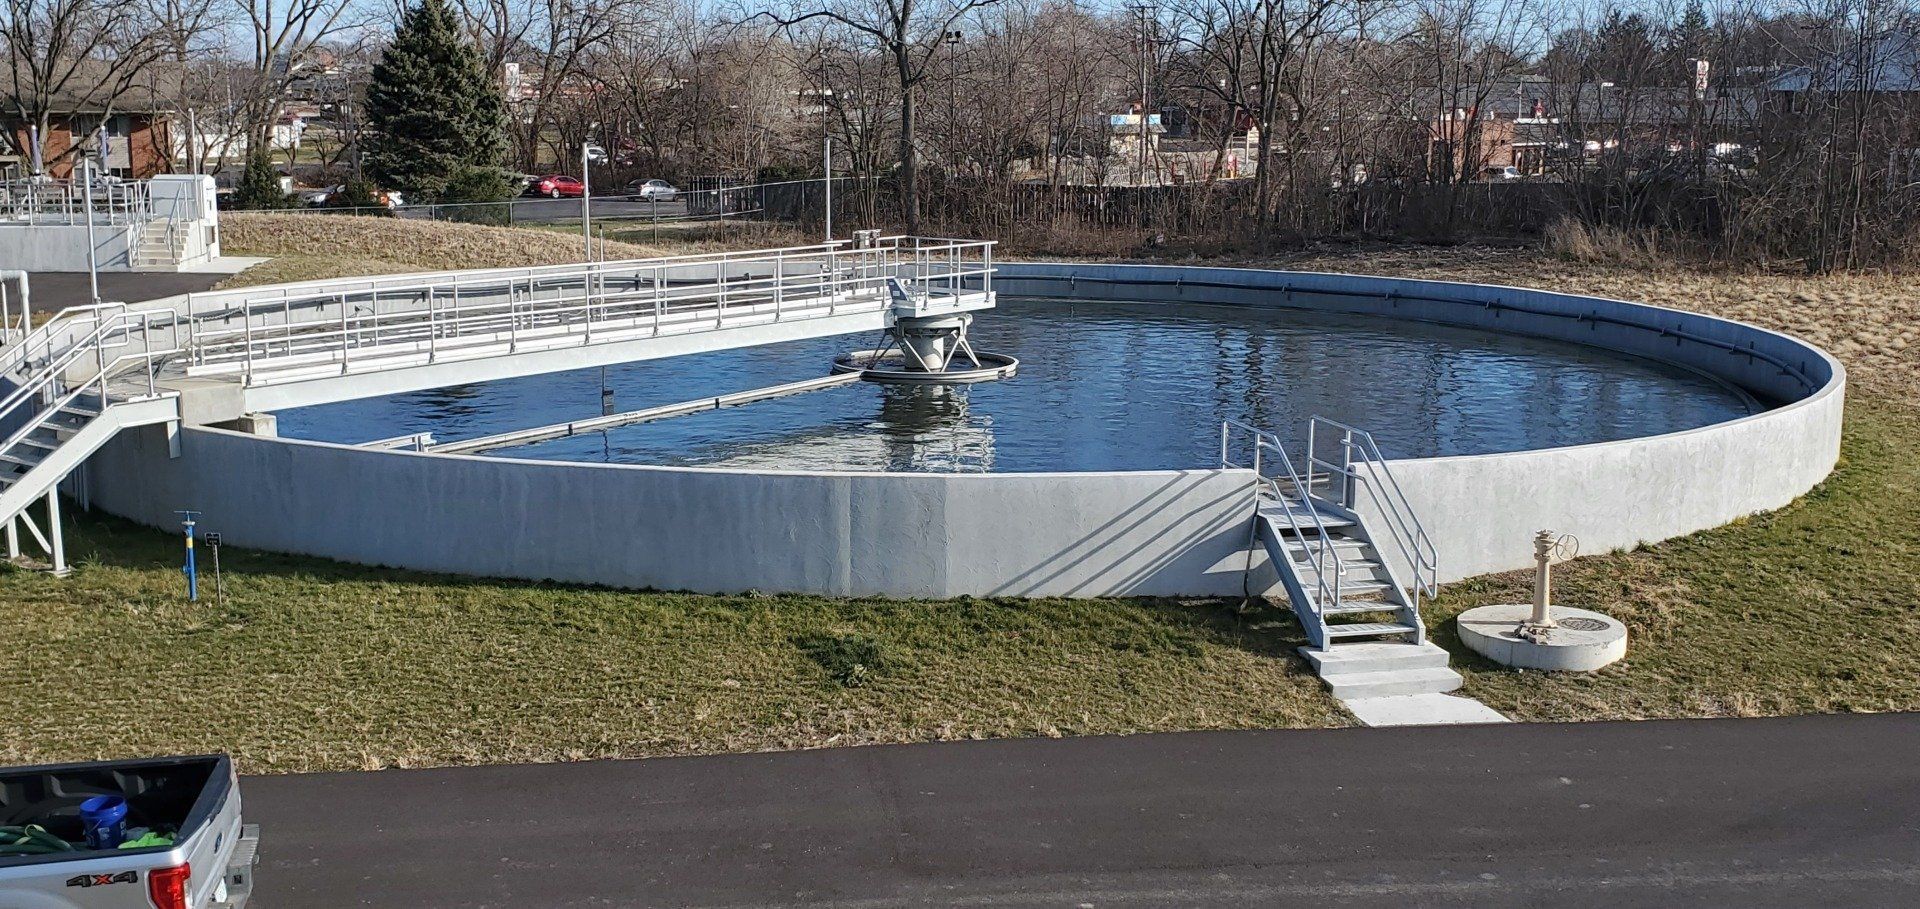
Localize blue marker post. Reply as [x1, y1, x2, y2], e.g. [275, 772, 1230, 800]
[175, 510, 200, 601]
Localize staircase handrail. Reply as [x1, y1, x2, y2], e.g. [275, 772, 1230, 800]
[0, 310, 176, 462]
[0, 303, 112, 377]
[1306, 416, 1439, 603]
[1221, 419, 1345, 618]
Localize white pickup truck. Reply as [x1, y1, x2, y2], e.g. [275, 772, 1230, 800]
[0, 755, 258, 908]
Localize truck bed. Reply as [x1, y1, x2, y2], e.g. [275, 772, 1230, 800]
[0, 754, 253, 908]
[0, 755, 226, 867]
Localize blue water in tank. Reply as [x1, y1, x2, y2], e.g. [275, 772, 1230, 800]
[274, 297, 1761, 472]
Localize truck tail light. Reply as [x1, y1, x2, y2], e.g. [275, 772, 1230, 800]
[148, 862, 190, 909]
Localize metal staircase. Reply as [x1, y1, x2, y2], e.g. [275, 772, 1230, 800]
[0, 304, 180, 573]
[1223, 418, 1460, 699]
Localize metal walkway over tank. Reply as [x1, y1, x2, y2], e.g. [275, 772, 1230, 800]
[0, 235, 996, 572]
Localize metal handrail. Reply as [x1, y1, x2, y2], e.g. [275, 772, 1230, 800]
[1222, 419, 1346, 629]
[1306, 416, 1438, 605]
[172, 237, 992, 385]
[0, 238, 991, 432]
[0, 301, 133, 378]
[0, 177, 153, 225]
[0, 310, 177, 468]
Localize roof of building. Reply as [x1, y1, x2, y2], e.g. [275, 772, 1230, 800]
[1769, 31, 1920, 92]
[0, 62, 184, 115]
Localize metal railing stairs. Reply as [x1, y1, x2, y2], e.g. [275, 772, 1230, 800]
[0, 305, 181, 573]
[1223, 418, 1460, 700]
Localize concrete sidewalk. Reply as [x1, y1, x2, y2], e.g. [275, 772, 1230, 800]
[245, 713, 1920, 908]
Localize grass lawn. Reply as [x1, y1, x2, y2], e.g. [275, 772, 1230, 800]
[0, 517, 1341, 773]
[1432, 398, 1920, 720]
[4, 217, 1916, 772]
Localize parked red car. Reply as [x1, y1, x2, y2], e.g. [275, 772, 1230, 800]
[527, 174, 585, 198]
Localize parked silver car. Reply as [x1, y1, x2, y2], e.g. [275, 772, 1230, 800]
[628, 179, 678, 202]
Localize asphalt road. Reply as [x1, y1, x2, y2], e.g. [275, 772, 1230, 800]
[245, 714, 1920, 908]
[24, 271, 226, 313]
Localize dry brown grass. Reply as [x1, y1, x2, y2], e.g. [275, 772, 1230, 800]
[1542, 217, 1668, 266]
[216, 213, 803, 290]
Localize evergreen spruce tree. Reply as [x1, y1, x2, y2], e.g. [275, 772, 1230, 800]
[232, 147, 292, 209]
[363, 0, 510, 203]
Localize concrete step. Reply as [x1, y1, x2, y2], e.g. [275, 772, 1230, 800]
[1302, 641, 1452, 677]
[1343, 693, 1509, 726]
[1323, 665, 1464, 700]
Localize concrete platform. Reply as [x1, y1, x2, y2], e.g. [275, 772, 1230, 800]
[176, 255, 270, 275]
[1458, 603, 1629, 671]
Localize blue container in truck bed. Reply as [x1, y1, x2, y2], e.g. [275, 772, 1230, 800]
[0, 754, 258, 908]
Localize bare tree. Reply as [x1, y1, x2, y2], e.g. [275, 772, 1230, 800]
[230, 0, 369, 157]
[1, 0, 209, 172]
[760, 0, 1007, 232]
[454, 0, 653, 170]
[1169, 0, 1344, 242]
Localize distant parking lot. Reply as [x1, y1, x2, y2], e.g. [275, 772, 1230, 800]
[391, 196, 691, 224]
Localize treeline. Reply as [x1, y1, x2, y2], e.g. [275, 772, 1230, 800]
[6, 0, 1916, 268]
[519, 0, 1920, 269]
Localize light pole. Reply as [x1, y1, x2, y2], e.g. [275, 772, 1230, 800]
[580, 140, 593, 261]
[945, 30, 961, 176]
[1126, 3, 1158, 186]
[81, 159, 100, 307]
[823, 134, 834, 241]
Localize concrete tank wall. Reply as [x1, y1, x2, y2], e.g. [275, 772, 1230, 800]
[84, 425, 1264, 597]
[993, 263, 1846, 583]
[76, 261, 1844, 596]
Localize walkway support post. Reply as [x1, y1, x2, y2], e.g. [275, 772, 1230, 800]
[0, 270, 28, 341]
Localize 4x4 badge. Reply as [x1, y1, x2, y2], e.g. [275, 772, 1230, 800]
[66, 871, 138, 887]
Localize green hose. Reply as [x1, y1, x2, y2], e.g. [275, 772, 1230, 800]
[0, 824, 76, 856]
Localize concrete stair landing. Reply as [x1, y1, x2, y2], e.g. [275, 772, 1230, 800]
[1301, 641, 1510, 726]
[1302, 641, 1462, 698]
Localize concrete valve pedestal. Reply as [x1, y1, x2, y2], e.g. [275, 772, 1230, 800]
[1457, 530, 1628, 672]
